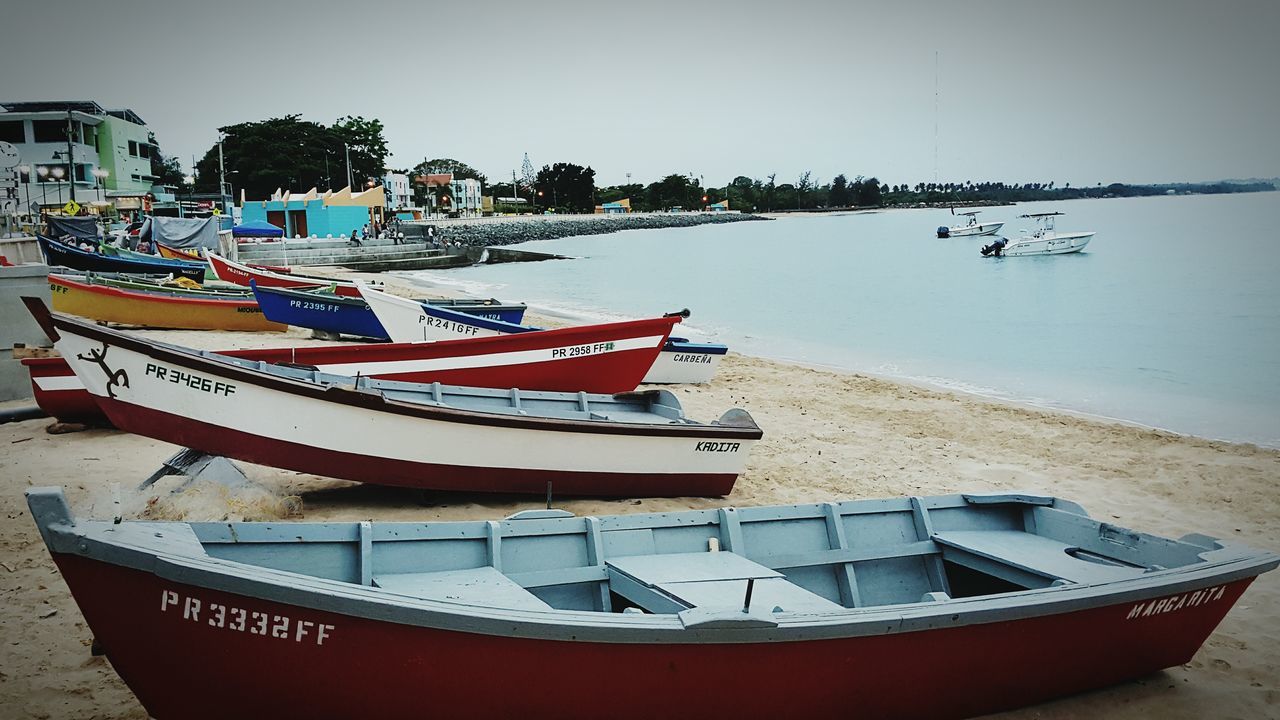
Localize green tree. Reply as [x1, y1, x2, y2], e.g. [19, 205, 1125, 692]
[193, 115, 387, 199]
[148, 131, 185, 190]
[332, 115, 389, 189]
[534, 162, 597, 212]
[828, 174, 851, 206]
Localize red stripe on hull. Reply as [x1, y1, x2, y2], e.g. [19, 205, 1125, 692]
[53, 553, 1254, 720]
[96, 398, 736, 496]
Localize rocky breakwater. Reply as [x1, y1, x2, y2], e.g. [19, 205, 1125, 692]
[403, 212, 769, 248]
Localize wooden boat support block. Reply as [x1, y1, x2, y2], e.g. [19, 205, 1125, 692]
[933, 530, 1148, 587]
[372, 567, 554, 612]
[607, 551, 844, 614]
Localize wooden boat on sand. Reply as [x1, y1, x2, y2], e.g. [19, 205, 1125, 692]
[208, 252, 369, 297]
[360, 283, 727, 384]
[22, 307, 684, 423]
[29, 300, 756, 496]
[251, 282, 526, 340]
[49, 273, 287, 332]
[37, 234, 207, 283]
[26, 487, 1277, 719]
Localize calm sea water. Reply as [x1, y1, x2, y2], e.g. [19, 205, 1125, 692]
[403, 192, 1280, 447]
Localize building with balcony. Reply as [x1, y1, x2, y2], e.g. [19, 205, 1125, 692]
[0, 100, 159, 214]
[381, 172, 413, 210]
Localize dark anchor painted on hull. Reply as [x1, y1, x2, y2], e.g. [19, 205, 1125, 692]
[78, 343, 130, 399]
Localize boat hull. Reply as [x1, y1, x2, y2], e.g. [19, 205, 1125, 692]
[364, 285, 728, 384]
[46, 311, 749, 495]
[48, 551, 1259, 720]
[1002, 232, 1094, 256]
[155, 242, 202, 262]
[252, 284, 525, 340]
[38, 235, 206, 282]
[24, 315, 681, 422]
[946, 221, 1003, 237]
[642, 340, 727, 384]
[208, 252, 362, 297]
[49, 274, 287, 332]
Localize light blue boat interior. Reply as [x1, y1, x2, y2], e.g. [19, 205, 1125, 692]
[183, 494, 1244, 617]
[42, 490, 1250, 621]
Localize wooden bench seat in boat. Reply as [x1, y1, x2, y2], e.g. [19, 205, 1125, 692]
[932, 530, 1148, 588]
[373, 567, 553, 611]
[606, 551, 845, 614]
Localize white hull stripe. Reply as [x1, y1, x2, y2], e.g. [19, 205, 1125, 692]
[317, 335, 667, 376]
[33, 375, 84, 392]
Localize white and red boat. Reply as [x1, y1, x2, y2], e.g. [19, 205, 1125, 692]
[360, 283, 728, 384]
[27, 487, 1277, 719]
[22, 307, 683, 425]
[207, 252, 373, 298]
[30, 300, 759, 496]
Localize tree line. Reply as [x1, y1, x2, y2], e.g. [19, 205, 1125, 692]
[186, 115, 1277, 212]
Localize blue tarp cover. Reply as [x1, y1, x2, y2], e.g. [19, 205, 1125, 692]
[233, 220, 285, 238]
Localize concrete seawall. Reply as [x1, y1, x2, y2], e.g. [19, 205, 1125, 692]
[402, 212, 769, 247]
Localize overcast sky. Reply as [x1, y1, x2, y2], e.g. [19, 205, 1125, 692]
[3, 0, 1277, 189]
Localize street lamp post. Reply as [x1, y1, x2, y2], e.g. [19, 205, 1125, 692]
[50, 166, 65, 205]
[16, 165, 30, 221]
[35, 166, 49, 210]
[92, 168, 109, 204]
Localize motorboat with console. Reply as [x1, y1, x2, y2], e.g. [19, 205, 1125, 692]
[981, 212, 1094, 257]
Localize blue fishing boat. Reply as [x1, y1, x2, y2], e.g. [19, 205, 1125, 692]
[27, 488, 1277, 719]
[36, 234, 206, 283]
[250, 282, 527, 339]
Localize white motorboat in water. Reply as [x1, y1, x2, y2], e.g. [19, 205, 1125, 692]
[981, 212, 1094, 257]
[938, 210, 1003, 238]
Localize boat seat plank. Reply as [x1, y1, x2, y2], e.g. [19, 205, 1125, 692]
[933, 531, 1146, 585]
[373, 567, 553, 611]
[607, 551, 842, 613]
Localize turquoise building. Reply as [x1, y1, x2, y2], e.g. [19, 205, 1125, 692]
[239, 186, 386, 238]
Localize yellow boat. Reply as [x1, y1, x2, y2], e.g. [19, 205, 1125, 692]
[156, 241, 203, 262]
[49, 274, 287, 332]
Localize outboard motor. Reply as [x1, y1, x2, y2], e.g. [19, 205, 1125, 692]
[980, 238, 1007, 257]
[936, 226, 950, 238]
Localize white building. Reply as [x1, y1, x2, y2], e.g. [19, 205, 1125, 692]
[449, 177, 483, 216]
[381, 172, 413, 210]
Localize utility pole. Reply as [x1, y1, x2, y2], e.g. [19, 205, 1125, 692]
[64, 110, 76, 203]
[344, 143, 353, 190]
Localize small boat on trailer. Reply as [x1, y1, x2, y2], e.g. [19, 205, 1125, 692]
[22, 302, 683, 423]
[30, 300, 756, 496]
[937, 210, 1004, 238]
[251, 282, 526, 340]
[48, 273, 287, 332]
[360, 284, 729, 384]
[27, 488, 1276, 720]
[982, 212, 1095, 257]
[37, 234, 207, 283]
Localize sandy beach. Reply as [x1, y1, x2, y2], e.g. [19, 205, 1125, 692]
[1, 277, 1276, 719]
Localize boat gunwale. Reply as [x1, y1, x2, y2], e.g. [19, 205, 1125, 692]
[31, 490, 1279, 644]
[46, 309, 761, 439]
[50, 273, 267, 309]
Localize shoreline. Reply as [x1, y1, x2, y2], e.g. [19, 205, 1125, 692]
[381, 269, 1274, 451]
